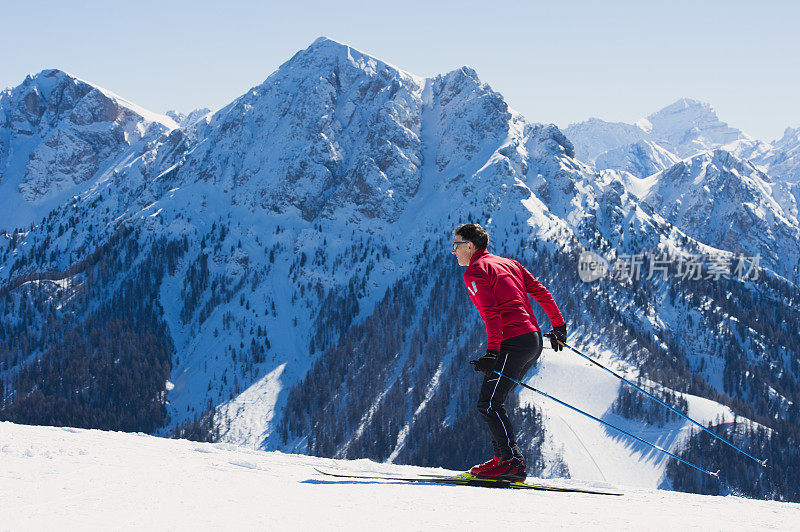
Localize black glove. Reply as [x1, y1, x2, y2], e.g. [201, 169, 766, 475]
[547, 324, 567, 351]
[470, 349, 500, 376]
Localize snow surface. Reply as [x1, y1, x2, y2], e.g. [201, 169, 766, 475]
[523, 343, 734, 488]
[1, 422, 797, 530]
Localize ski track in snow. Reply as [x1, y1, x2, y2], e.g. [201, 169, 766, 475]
[1, 422, 797, 531]
[519, 341, 736, 488]
[558, 413, 608, 482]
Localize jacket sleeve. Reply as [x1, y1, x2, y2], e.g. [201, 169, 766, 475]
[519, 263, 566, 328]
[463, 268, 503, 351]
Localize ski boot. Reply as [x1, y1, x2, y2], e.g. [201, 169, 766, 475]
[469, 456, 500, 476]
[473, 456, 526, 482]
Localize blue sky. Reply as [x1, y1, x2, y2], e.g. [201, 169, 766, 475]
[2, 0, 798, 141]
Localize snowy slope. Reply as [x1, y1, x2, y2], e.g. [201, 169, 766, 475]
[2, 421, 797, 530]
[524, 343, 733, 488]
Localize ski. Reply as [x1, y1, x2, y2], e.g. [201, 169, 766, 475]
[313, 468, 623, 496]
[411, 472, 623, 495]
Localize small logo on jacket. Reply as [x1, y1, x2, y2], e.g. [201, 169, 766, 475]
[467, 281, 478, 296]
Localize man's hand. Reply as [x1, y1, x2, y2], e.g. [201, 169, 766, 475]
[470, 349, 499, 376]
[547, 324, 567, 351]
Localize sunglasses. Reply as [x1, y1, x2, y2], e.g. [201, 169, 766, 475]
[452, 241, 471, 251]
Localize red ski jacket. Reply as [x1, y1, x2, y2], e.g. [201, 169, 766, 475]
[463, 248, 565, 351]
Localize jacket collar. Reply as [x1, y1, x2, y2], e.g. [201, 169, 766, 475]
[469, 247, 489, 266]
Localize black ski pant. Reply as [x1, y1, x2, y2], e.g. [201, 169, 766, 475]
[476, 331, 543, 461]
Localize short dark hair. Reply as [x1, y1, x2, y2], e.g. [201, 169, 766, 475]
[453, 223, 489, 250]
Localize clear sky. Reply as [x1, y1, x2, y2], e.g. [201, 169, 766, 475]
[2, 0, 798, 142]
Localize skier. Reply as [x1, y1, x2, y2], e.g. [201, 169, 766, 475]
[452, 223, 567, 481]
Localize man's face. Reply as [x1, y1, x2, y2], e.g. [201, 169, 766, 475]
[452, 237, 475, 266]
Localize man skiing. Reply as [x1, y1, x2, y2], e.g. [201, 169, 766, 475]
[452, 223, 567, 481]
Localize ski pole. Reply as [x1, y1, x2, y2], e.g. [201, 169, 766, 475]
[545, 334, 767, 468]
[493, 369, 721, 478]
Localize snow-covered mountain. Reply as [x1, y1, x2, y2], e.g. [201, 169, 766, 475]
[171, 37, 430, 221]
[640, 98, 748, 158]
[562, 117, 648, 162]
[0, 69, 177, 230]
[625, 149, 800, 279]
[768, 126, 800, 182]
[564, 98, 750, 170]
[564, 98, 800, 280]
[1, 38, 798, 502]
[166, 108, 212, 129]
[594, 139, 681, 178]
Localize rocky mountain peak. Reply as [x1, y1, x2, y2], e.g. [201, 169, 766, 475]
[563, 118, 648, 161]
[277, 36, 422, 89]
[564, 98, 752, 169]
[0, 69, 177, 228]
[775, 126, 800, 153]
[166, 108, 212, 128]
[646, 97, 712, 118]
[644, 98, 747, 157]
[3, 69, 93, 131]
[5, 69, 176, 131]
